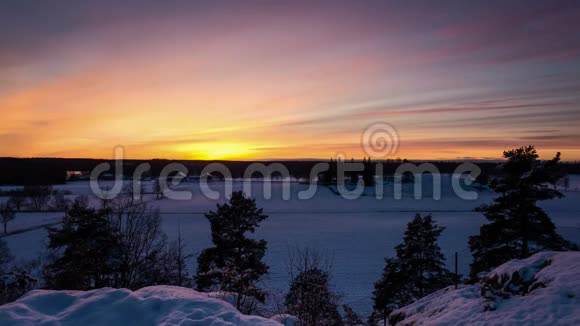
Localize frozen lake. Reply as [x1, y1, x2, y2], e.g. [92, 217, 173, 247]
[2, 176, 580, 316]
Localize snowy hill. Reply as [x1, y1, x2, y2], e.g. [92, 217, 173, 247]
[0, 286, 282, 325]
[389, 251, 580, 325]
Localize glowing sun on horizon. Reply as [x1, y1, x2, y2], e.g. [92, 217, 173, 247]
[177, 142, 254, 160]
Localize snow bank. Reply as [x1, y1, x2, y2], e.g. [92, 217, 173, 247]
[390, 251, 580, 325]
[0, 286, 281, 325]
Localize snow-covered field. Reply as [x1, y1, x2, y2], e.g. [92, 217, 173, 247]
[2, 175, 580, 316]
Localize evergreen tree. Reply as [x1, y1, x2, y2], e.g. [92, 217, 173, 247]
[362, 157, 375, 186]
[369, 258, 410, 325]
[195, 191, 269, 313]
[371, 214, 452, 325]
[285, 267, 343, 326]
[319, 158, 337, 185]
[396, 214, 452, 297]
[44, 196, 121, 290]
[469, 146, 576, 279]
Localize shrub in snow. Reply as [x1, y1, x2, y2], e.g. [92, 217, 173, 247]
[0, 271, 37, 304]
[481, 251, 555, 311]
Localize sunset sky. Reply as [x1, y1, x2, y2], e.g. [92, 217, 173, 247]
[1, 1, 579, 160]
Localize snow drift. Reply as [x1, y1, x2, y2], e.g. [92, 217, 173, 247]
[0, 285, 282, 325]
[390, 251, 580, 325]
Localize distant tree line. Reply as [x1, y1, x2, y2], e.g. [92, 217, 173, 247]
[0, 158, 67, 185]
[4, 156, 580, 185]
[318, 157, 376, 186]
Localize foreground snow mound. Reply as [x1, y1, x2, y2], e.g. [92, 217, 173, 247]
[0, 285, 281, 326]
[390, 251, 580, 326]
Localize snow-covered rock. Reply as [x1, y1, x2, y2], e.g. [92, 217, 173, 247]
[0, 285, 281, 325]
[389, 251, 580, 325]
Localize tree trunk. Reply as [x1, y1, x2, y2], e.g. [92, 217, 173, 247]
[236, 293, 242, 311]
[520, 207, 529, 258]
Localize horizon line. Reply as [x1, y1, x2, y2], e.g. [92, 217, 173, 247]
[3, 156, 579, 163]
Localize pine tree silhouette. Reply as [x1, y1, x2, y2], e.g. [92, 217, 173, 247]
[44, 196, 121, 290]
[371, 214, 452, 324]
[195, 191, 269, 313]
[469, 146, 576, 280]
